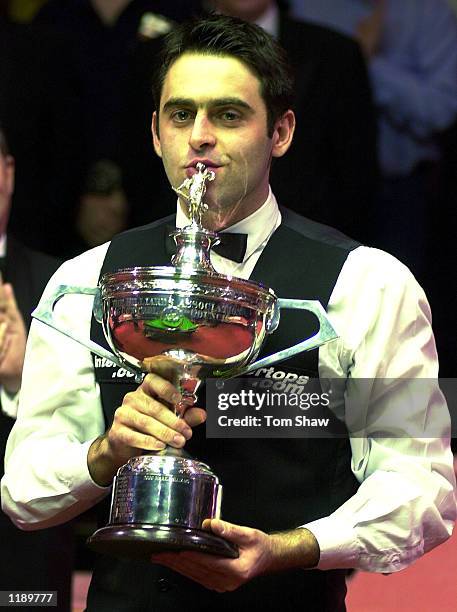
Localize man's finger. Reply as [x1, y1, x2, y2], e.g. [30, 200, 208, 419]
[183, 407, 206, 427]
[1, 283, 16, 307]
[118, 394, 192, 447]
[203, 519, 254, 545]
[131, 391, 192, 434]
[141, 372, 182, 405]
[0, 285, 7, 311]
[0, 320, 7, 341]
[150, 553, 228, 591]
[0, 321, 8, 358]
[107, 423, 167, 453]
[117, 404, 189, 446]
[1, 284, 23, 324]
[142, 355, 180, 381]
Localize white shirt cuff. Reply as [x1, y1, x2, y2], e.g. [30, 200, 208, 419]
[303, 515, 359, 570]
[67, 439, 112, 500]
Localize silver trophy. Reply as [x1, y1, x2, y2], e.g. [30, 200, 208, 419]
[33, 163, 337, 559]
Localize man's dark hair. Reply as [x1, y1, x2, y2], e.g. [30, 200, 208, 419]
[0, 125, 10, 157]
[152, 14, 294, 136]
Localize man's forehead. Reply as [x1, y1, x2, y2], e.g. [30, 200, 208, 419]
[160, 52, 262, 106]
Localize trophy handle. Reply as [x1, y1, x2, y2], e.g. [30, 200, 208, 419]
[32, 285, 141, 381]
[237, 299, 338, 376]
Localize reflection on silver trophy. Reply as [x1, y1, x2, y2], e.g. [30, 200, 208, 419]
[33, 162, 337, 559]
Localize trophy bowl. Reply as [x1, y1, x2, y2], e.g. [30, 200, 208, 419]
[100, 265, 277, 385]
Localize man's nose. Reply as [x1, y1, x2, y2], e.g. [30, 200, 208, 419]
[189, 113, 216, 150]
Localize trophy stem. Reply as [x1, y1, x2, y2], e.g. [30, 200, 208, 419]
[167, 357, 202, 418]
[174, 389, 198, 418]
[171, 226, 220, 273]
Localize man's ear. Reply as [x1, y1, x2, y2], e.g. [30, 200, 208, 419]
[152, 111, 162, 158]
[271, 110, 295, 158]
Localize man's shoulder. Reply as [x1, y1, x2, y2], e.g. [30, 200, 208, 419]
[337, 243, 421, 306]
[6, 235, 63, 324]
[278, 209, 418, 290]
[7, 234, 61, 281]
[279, 207, 361, 252]
[44, 242, 110, 292]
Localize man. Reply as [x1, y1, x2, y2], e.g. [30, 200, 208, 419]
[2, 16, 455, 611]
[121, 0, 378, 242]
[0, 126, 72, 610]
[71, 159, 130, 257]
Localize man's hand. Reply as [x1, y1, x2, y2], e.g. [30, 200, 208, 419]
[0, 282, 27, 395]
[151, 519, 320, 592]
[88, 370, 206, 486]
[355, 0, 386, 59]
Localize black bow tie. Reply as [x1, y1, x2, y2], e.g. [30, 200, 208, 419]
[165, 226, 248, 264]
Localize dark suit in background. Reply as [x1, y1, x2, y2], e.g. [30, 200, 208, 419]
[0, 18, 84, 257]
[0, 236, 73, 612]
[272, 14, 378, 240]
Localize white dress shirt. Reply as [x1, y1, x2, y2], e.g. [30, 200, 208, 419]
[1, 193, 455, 573]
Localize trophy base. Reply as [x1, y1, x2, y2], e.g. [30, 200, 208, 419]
[87, 524, 239, 559]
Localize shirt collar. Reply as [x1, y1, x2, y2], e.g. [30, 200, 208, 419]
[175, 186, 280, 263]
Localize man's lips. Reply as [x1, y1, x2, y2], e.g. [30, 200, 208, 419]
[185, 160, 222, 177]
[185, 159, 222, 169]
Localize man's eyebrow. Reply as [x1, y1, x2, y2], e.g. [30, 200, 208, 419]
[162, 98, 195, 112]
[211, 98, 254, 112]
[162, 97, 254, 113]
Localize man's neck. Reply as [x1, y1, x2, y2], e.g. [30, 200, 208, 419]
[179, 188, 270, 232]
[178, 186, 274, 232]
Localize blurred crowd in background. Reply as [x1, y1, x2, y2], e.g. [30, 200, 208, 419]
[1, 0, 457, 607]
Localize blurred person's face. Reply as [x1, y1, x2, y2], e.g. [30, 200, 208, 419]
[152, 52, 294, 231]
[76, 189, 128, 247]
[0, 151, 14, 236]
[212, 0, 274, 22]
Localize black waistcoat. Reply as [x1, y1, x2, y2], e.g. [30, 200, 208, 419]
[88, 209, 360, 612]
